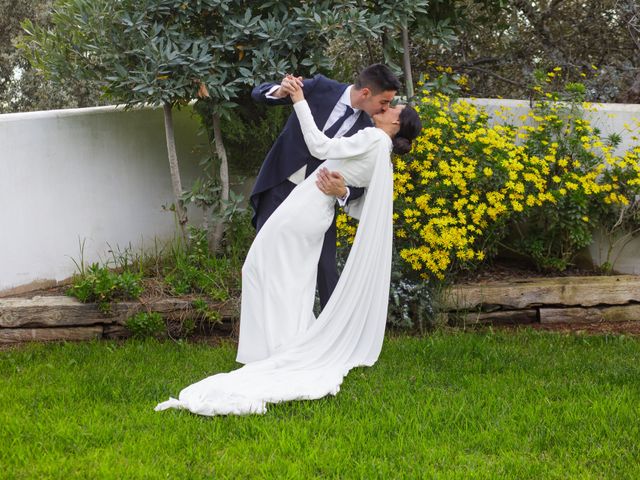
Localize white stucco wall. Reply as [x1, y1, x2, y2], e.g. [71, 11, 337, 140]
[474, 98, 640, 154]
[0, 104, 205, 294]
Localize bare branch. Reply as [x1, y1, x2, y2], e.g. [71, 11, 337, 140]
[455, 57, 503, 68]
[461, 65, 528, 87]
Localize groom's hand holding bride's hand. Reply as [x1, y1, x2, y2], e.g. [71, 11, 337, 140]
[316, 168, 348, 198]
[273, 74, 303, 99]
[287, 75, 305, 103]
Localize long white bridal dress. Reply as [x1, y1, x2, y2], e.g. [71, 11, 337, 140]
[155, 100, 394, 415]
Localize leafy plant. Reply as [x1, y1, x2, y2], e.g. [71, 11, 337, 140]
[387, 275, 437, 332]
[163, 227, 234, 300]
[67, 263, 143, 314]
[192, 298, 221, 325]
[125, 312, 165, 339]
[507, 70, 640, 271]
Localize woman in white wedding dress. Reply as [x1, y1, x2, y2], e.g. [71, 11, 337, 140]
[155, 78, 421, 416]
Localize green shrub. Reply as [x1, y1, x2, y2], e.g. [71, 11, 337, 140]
[164, 227, 235, 300]
[67, 263, 143, 314]
[505, 70, 640, 271]
[339, 71, 640, 279]
[192, 298, 221, 325]
[125, 312, 165, 339]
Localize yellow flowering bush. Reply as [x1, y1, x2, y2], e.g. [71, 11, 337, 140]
[591, 143, 640, 272]
[337, 71, 640, 281]
[391, 91, 552, 279]
[508, 72, 640, 271]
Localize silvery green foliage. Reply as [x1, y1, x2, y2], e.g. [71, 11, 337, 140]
[0, 0, 103, 112]
[387, 276, 434, 331]
[19, 0, 365, 113]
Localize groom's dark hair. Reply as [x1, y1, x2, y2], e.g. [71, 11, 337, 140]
[355, 64, 401, 94]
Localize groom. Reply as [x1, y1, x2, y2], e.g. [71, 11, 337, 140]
[250, 64, 401, 309]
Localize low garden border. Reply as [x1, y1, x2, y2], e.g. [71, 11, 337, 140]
[446, 275, 640, 326]
[1, 275, 639, 343]
[0, 296, 238, 343]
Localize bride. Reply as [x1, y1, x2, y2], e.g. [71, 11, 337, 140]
[155, 77, 421, 416]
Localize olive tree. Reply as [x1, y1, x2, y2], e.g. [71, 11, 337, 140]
[21, 0, 223, 238]
[20, 0, 368, 247]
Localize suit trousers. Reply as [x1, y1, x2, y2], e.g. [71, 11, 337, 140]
[255, 179, 339, 311]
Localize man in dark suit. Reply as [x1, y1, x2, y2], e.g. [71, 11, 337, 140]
[250, 64, 401, 309]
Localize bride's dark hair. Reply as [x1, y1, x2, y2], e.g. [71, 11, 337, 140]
[392, 106, 422, 155]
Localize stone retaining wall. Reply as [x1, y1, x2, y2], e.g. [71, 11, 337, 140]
[0, 296, 238, 343]
[2, 275, 638, 343]
[445, 275, 640, 326]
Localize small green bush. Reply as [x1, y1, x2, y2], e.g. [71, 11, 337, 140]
[125, 312, 165, 339]
[163, 216, 254, 300]
[164, 228, 231, 300]
[67, 263, 143, 314]
[192, 298, 221, 325]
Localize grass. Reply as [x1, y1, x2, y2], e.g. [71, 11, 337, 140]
[1, 330, 640, 479]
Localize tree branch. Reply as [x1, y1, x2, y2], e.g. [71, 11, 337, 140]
[460, 66, 528, 87]
[512, 0, 569, 65]
[455, 57, 503, 68]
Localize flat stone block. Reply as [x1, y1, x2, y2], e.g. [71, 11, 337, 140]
[454, 309, 538, 325]
[0, 296, 240, 329]
[0, 326, 103, 343]
[0, 296, 107, 328]
[103, 324, 130, 339]
[540, 304, 640, 324]
[447, 276, 640, 310]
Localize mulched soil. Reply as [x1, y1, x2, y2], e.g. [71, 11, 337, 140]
[455, 259, 604, 285]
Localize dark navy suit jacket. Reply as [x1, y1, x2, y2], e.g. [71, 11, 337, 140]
[250, 74, 372, 226]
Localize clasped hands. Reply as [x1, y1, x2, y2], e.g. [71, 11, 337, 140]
[274, 74, 304, 100]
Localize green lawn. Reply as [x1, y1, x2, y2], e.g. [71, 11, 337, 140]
[1, 330, 639, 479]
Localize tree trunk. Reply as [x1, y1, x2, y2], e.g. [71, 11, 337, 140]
[209, 110, 229, 252]
[162, 102, 188, 240]
[402, 25, 414, 100]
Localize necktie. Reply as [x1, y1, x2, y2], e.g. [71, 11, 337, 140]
[324, 106, 354, 138]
